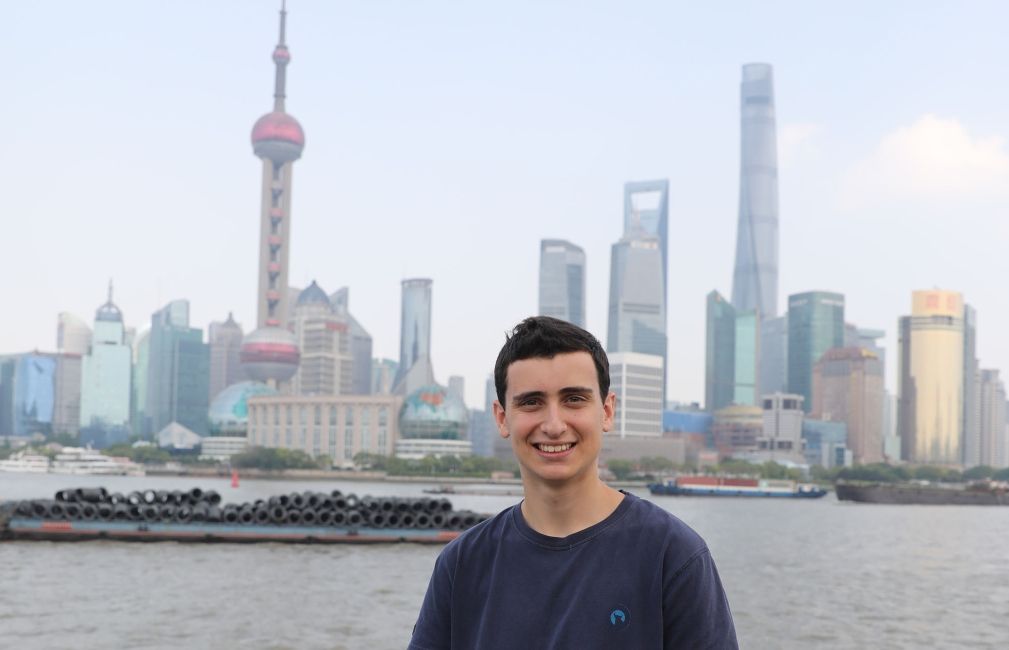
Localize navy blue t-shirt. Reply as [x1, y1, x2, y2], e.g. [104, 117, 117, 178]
[408, 492, 737, 649]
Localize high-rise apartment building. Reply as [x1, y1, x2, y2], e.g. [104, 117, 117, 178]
[79, 291, 132, 440]
[53, 353, 82, 437]
[608, 352, 664, 438]
[731, 63, 780, 321]
[787, 291, 845, 412]
[898, 290, 964, 465]
[208, 313, 244, 402]
[291, 282, 354, 396]
[812, 347, 884, 464]
[978, 369, 1006, 468]
[538, 239, 586, 327]
[144, 300, 210, 436]
[393, 278, 436, 395]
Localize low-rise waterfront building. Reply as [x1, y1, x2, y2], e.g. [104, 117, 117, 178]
[247, 394, 402, 466]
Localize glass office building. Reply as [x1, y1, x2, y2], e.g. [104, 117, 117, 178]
[80, 295, 132, 435]
[705, 291, 760, 412]
[538, 239, 586, 328]
[393, 279, 436, 395]
[610, 180, 669, 402]
[898, 290, 964, 465]
[787, 291, 845, 412]
[143, 300, 210, 436]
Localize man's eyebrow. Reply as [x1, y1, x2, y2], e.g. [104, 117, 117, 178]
[511, 390, 545, 404]
[558, 386, 595, 395]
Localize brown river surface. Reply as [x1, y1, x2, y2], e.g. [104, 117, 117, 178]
[1, 473, 1007, 649]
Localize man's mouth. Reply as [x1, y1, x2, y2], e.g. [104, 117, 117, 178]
[534, 443, 575, 454]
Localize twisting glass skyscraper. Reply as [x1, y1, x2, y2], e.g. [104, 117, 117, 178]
[731, 63, 779, 321]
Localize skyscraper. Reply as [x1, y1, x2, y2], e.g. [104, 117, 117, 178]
[330, 287, 374, 395]
[291, 281, 353, 396]
[705, 291, 736, 412]
[57, 313, 91, 356]
[705, 291, 759, 412]
[609, 352, 664, 437]
[79, 288, 132, 442]
[393, 278, 436, 395]
[898, 290, 965, 465]
[812, 347, 884, 464]
[731, 63, 780, 321]
[759, 314, 788, 394]
[538, 239, 586, 328]
[208, 313, 244, 402]
[607, 238, 665, 399]
[623, 180, 669, 279]
[787, 291, 845, 412]
[240, 2, 302, 387]
[610, 181, 669, 402]
[144, 300, 210, 436]
[962, 305, 981, 467]
[978, 369, 1006, 468]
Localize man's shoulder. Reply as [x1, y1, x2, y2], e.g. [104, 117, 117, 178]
[620, 493, 709, 562]
[436, 503, 514, 565]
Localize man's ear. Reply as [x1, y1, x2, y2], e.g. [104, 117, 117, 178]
[601, 391, 616, 433]
[493, 400, 510, 439]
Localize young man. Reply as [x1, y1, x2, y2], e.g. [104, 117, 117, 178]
[409, 316, 737, 649]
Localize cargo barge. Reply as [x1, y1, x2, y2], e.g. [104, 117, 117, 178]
[0, 487, 485, 544]
[835, 481, 1009, 506]
[648, 475, 827, 499]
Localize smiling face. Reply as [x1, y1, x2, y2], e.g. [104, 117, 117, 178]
[493, 351, 616, 489]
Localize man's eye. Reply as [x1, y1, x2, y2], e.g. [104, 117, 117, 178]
[566, 395, 588, 403]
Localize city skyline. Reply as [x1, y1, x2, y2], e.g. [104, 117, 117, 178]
[6, 1, 1009, 409]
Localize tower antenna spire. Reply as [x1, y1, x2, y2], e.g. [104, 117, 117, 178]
[272, 0, 290, 111]
[107, 278, 114, 304]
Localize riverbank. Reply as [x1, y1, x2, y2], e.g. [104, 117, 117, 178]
[143, 465, 648, 488]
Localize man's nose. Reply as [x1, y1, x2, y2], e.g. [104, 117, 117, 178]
[541, 403, 567, 437]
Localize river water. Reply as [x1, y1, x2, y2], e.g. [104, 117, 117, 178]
[1, 473, 1007, 649]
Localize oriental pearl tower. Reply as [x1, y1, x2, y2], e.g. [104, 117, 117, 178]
[240, 1, 303, 386]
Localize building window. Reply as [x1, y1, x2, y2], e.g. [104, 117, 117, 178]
[378, 431, 387, 450]
[345, 408, 354, 427]
[329, 406, 337, 426]
[313, 429, 321, 455]
[314, 406, 321, 426]
[285, 428, 292, 446]
[329, 436, 337, 460]
[299, 406, 307, 425]
[378, 407, 388, 426]
[274, 407, 280, 426]
[285, 406, 292, 426]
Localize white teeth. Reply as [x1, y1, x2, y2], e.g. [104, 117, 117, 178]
[539, 443, 572, 453]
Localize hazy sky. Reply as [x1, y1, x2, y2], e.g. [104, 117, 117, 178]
[6, 1, 1009, 408]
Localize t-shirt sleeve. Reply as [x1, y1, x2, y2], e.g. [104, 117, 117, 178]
[663, 547, 738, 649]
[407, 547, 456, 650]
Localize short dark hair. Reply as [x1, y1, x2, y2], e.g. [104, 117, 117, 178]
[494, 316, 610, 409]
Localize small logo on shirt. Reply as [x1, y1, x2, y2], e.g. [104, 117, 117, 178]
[609, 605, 630, 630]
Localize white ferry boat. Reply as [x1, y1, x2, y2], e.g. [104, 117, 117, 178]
[0, 452, 52, 473]
[51, 447, 144, 477]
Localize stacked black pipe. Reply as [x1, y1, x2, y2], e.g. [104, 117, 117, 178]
[12, 488, 488, 532]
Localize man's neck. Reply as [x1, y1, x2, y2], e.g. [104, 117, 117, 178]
[519, 474, 624, 538]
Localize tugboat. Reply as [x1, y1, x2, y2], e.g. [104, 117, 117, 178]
[648, 475, 827, 499]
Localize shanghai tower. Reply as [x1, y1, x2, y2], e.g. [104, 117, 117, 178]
[731, 63, 779, 320]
